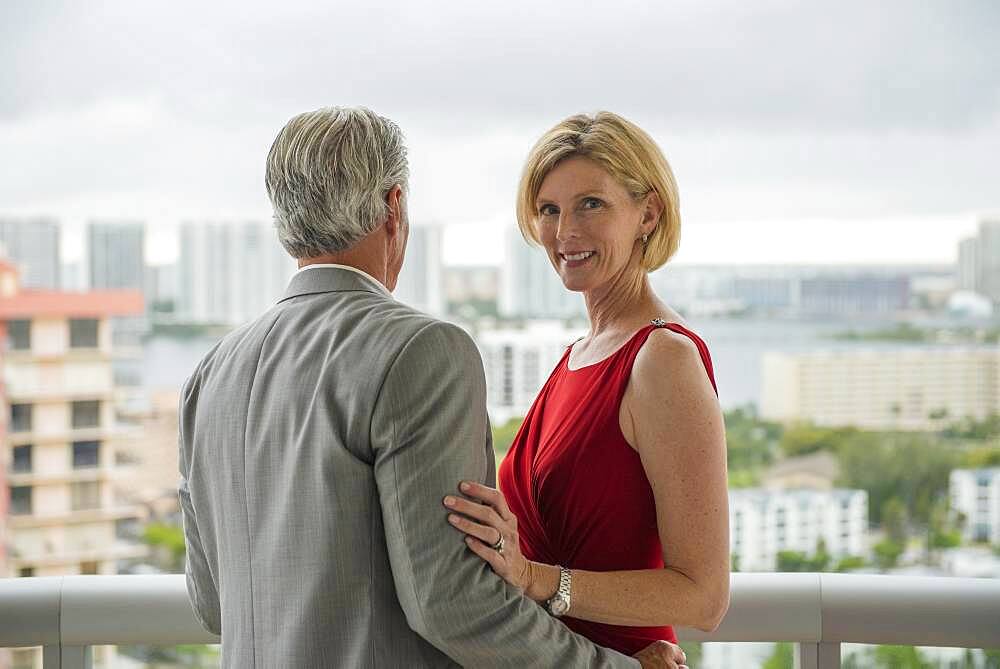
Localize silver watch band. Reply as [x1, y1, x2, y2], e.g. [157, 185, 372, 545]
[546, 566, 572, 617]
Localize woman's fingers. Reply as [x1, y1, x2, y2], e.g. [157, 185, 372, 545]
[460, 481, 514, 520]
[448, 513, 502, 546]
[464, 536, 507, 573]
[444, 494, 504, 528]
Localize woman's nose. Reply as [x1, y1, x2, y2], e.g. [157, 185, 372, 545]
[555, 212, 580, 241]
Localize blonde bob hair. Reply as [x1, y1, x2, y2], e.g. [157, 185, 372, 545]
[516, 111, 680, 272]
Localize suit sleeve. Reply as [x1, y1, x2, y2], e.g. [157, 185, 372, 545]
[371, 321, 639, 668]
[178, 376, 223, 636]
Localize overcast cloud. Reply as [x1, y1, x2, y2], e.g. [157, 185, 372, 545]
[1, 0, 998, 264]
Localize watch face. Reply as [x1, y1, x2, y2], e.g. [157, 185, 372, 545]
[551, 598, 569, 616]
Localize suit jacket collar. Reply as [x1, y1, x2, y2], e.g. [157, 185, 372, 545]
[280, 265, 392, 303]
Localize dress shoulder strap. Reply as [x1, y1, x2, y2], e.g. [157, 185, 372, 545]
[649, 320, 718, 395]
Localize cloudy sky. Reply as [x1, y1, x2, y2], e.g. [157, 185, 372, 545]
[1, 1, 998, 265]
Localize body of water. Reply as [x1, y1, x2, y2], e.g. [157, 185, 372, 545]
[143, 316, 995, 410]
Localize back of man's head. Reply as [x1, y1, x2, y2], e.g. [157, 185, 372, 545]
[266, 106, 409, 258]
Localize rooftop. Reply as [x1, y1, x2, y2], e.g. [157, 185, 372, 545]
[0, 289, 144, 319]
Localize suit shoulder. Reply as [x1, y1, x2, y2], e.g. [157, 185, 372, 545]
[395, 315, 479, 366]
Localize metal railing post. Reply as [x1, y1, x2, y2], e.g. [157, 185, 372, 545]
[42, 645, 61, 669]
[60, 646, 92, 669]
[797, 641, 841, 669]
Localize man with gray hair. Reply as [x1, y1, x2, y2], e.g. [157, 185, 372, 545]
[178, 107, 683, 668]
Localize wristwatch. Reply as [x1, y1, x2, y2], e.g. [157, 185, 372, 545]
[545, 566, 572, 617]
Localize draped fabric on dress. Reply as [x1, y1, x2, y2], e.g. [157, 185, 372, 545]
[498, 322, 718, 655]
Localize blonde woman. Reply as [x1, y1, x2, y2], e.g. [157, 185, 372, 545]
[444, 112, 730, 665]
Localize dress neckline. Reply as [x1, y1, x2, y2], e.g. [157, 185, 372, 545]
[565, 320, 685, 372]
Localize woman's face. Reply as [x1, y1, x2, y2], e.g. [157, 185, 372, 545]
[534, 156, 654, 293]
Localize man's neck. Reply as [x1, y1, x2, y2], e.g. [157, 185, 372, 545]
[297, 246, 388, 289]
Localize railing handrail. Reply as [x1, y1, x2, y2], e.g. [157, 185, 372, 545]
[1, 573, 999, 649]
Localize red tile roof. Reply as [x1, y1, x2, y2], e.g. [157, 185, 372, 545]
[0, 290, 144, 319]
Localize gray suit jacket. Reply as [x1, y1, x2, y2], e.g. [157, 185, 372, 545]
[178, 266, 639, 668]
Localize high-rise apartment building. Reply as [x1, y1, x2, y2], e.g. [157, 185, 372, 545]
[0, 218, 61, 289]
[500, 229, 586, 319]
[476, 322, 585, 424]
[87, 220, 145, 290]
[976, 219, 1000, 304]
[761, 348, 1000, 431]
[394, 224, 445, 315]
[176, 221, 297, 326]
[730, 488, 869, 572]
[950, 468, 1000, 546]
[0, 261, 148, 582]
[958, 236, 981, 293]
[0, 263, 9, 581]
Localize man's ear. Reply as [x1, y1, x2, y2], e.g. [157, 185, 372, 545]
[384, 184, 404, 238]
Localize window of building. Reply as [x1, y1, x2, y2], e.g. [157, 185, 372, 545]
[10, 486, 32, 515]
[974, 523, 990, 543]
[69, 318, 99, 348]
[71, 400, 101, 429]
[10, 403, 32, 432]
[115, 517, 142, 541]
[72, 441, 101, 469]
[70, 481, 101, 511]
[7, 319, 31, 350]
[18, 567, 35, 578]
[12, 444, 33, 473]
[80, 561, 100, 575]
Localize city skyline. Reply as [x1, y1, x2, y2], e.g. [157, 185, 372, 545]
[2, 1, 998, 268]
[4, 212, 990, 269]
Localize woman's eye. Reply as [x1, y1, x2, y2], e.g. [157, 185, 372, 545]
[581, 197, 602, 209]
[539, 204, 558, 216]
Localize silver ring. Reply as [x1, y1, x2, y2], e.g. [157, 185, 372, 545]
[490, 534, 505, 554]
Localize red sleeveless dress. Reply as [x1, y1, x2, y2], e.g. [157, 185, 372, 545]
[497, 322, 718, 656]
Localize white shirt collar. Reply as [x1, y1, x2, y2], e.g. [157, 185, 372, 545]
[293, 263, 392, 298]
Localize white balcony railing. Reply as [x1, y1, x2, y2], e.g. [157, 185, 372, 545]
[1, 573, 999, 668]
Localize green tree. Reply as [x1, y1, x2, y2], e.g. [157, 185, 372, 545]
[143, 522, 187, 573]
[776, 551, 811, 572]
[492, 417, 524, 462]
[942, 413, 1000, 441]
[762, 642, 794, 669]
[873, 539, 903, 570]
[882, 497, 909, 545]
[677, 642, 702, 668]
[724, 405, 782, 471]
[834, 555, 866, 572]
[928, 496, 962, 550]
[778, 423, 855, 458]
[965, 446, 1000, 468]
[872, 645, 933, 668]
[837, 432, 958, 526]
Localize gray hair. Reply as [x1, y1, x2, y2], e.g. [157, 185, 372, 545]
[265, 106, 409, 257]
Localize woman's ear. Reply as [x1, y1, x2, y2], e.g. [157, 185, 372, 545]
[640, 190, 663, 235]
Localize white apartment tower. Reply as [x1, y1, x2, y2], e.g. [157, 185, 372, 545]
[476, 322, 585, 424]
[500, 228, 586, 319]
[977, 219, 1000, 304]
[176, 221, 297, 326]
[393, 224, 445, 315]
[730, 488, 869, 572]
[87, 220, 145, 291]
[0, 218, 61, 289]
[762, 348, 1000, 431]
[950, 468, 1000, 546]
